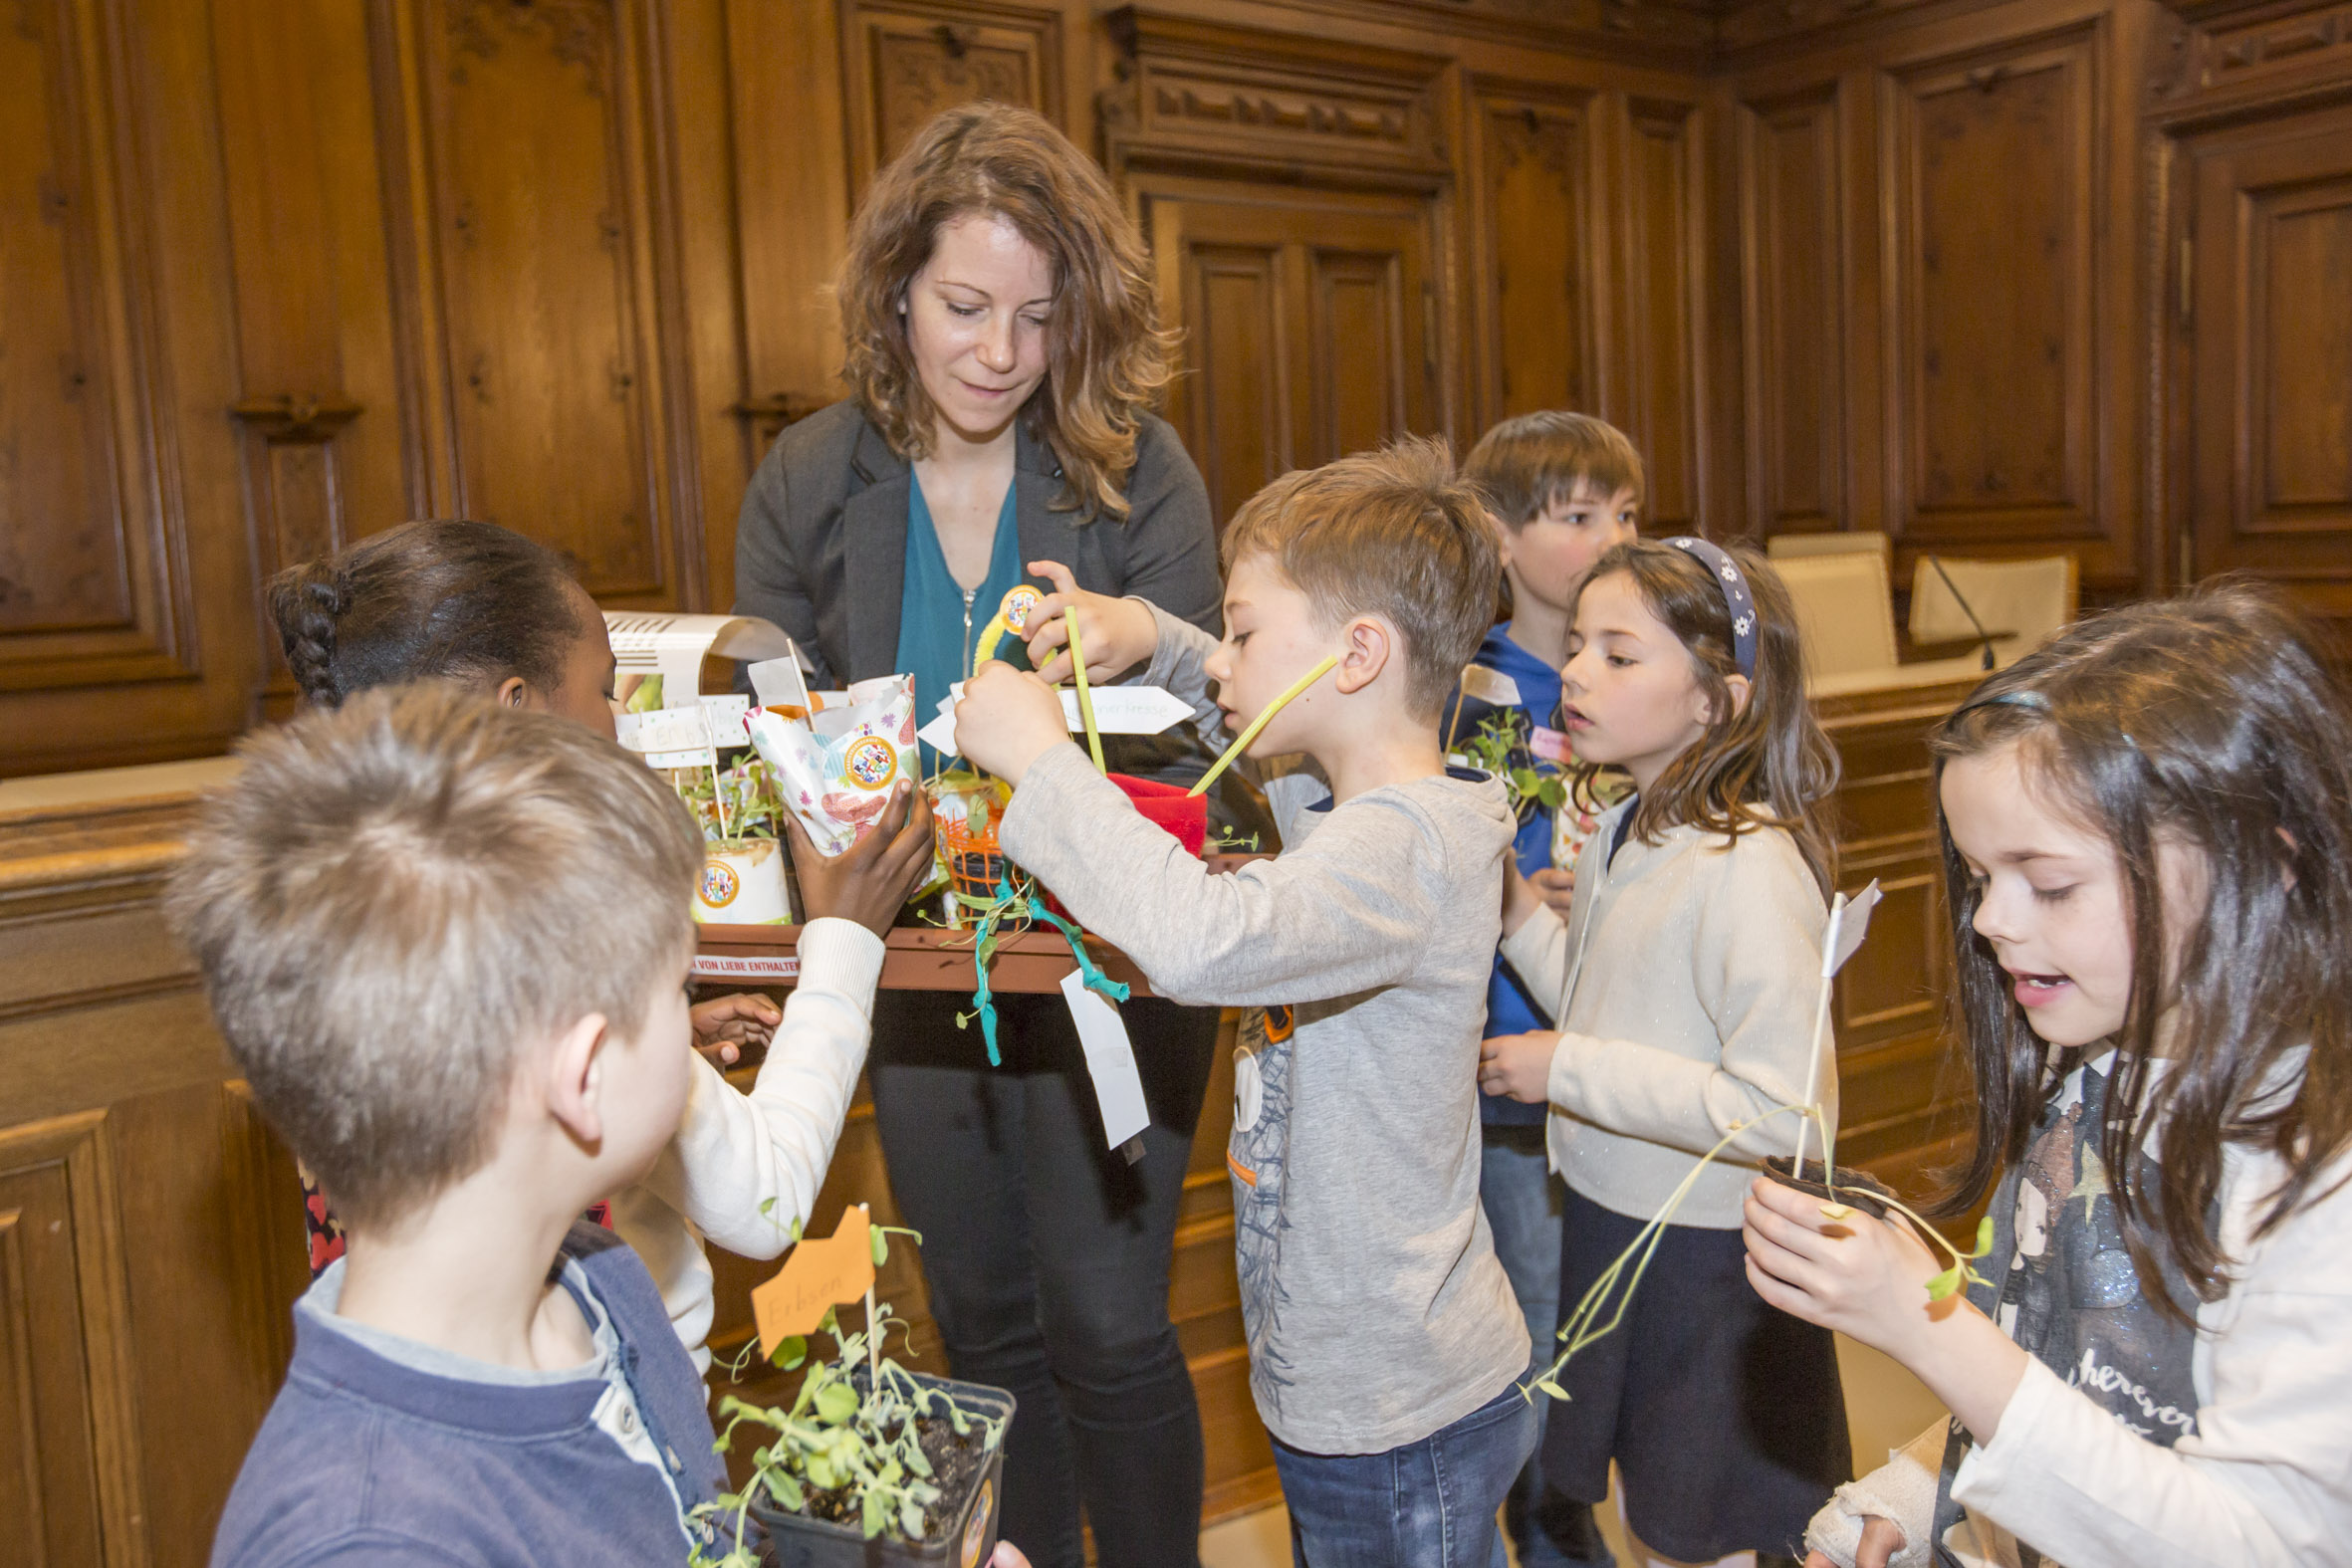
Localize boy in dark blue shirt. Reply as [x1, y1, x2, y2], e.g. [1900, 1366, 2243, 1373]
[1450, 411, 1643, 1568]
[172, 686, 730, 1568]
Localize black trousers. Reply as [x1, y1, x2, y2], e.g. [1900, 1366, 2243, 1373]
[869, 988, 1218, 1568]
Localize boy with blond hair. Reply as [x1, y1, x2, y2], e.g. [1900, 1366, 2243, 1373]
[954, 437, 1531, 1567]
[1454, 410, 1641, 1567]
[175, 685, 730, 1567]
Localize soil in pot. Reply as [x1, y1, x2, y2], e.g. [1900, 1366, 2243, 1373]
[1761, 1155, 1897, 1221]
[749, 1375, 1012, 1568]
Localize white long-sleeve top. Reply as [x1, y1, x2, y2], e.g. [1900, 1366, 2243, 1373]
[1499, 798, 1832, 1229]
[1811, 1136, 2352, 1567]
[605, 917, 884, 1370]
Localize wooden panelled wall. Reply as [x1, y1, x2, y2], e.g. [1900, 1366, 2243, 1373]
[8, 0, 2351, 782]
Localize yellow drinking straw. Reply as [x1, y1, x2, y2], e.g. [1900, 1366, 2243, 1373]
[1187, 655, 1339, 798]
[1066, 618, 1107, 774]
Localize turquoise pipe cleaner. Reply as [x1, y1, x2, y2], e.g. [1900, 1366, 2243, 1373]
[961, 872, 1131, 1064]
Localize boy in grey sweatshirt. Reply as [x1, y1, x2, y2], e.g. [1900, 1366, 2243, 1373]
[954, 439, 1532, 1567]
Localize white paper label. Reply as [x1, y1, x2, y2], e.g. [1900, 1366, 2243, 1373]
[1459, 663, 1523, 707]
[1061, 969, 1150, 1150]
[690, 953, 801, 981]
[1821, 879, 1884, 979]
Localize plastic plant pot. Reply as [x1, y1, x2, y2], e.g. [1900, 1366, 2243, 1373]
[926, 774, 1023, 931]
[1761, 1155, 1896, 1220]
[748, 1374, 1015, 1568]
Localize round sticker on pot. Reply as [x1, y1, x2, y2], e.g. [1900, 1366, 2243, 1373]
[960, 1476, 994, 1568]
[843, 735, 898, 789]
[700, 860, 741, 909]
[999, 584, 1044, 634]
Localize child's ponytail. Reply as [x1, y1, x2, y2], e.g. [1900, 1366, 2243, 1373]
[267, 560, 354, 708]
[266, 521, 586, 710]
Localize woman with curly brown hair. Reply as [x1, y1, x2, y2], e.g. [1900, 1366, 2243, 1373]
[731, 104, 1231, 1568]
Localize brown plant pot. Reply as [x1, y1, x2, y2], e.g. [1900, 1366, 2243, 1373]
[1761, 1155, 1897, 1221]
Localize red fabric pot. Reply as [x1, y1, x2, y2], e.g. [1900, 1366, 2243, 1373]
[1040, 774, 1206, 923]
[1109, 773, 1208, 857]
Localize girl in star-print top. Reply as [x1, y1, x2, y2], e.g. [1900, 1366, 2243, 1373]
[1755, 582, 2352, 1568]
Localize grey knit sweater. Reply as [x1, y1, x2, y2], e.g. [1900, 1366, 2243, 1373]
[1000, 609, 1529, 1454]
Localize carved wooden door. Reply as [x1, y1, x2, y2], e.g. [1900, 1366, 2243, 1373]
[2184, 101, 2352, 620]
[1140, 181, 1441, 532]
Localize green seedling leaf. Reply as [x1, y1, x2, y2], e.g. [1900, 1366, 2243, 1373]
[815, 1381, 859, 1425]
[1535, 1378, 1569, 1401]
[870, 1228, 889, 1267]
[769, 1472, 805, 1510]
[770, 1335, 807, 1371]
[901, 1497, 926, 1539]
[1971, 1215, 1996, 1257]
[948, 1404, 970, 1436]
[1925, 1263, 1965, 1301]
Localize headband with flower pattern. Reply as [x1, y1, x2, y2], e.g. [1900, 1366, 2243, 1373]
[1663, 536, 1758, 679]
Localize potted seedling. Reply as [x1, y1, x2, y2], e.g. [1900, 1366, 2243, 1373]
[1524, 882, 1996, 1406]
[615, 687, 798, 925]
[682, 754, 796, 926]
[695, 1208, 1014, 1568]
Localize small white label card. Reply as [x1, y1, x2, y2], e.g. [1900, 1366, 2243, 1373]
[1061, 968, 1150, 1153]
[1458, 663, 1523, 707]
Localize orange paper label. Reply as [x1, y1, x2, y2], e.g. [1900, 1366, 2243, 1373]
[752, 1205, 877, 1356]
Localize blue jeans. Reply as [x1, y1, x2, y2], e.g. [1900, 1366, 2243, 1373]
[1272, 1374, 1537, 1568]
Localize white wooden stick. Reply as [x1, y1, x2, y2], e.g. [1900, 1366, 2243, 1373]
[1790, 972, 1834, 1181]
[1791, 890, 1847, 1181]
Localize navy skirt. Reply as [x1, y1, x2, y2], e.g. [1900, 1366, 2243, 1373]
[1537, 1188, 1852, 1561]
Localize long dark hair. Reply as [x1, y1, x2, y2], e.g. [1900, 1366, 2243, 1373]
[266, 521, 585, 709]
[1930, 578, 2352, 1317]
[1567, 539, 1840, 894]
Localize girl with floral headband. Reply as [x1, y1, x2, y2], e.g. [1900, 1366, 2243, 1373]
[1480, 538, 1848, 1568]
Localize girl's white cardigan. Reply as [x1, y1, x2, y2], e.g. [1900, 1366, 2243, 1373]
[606, 918, 883, 1370]
[1499, 798, 1831, 1229]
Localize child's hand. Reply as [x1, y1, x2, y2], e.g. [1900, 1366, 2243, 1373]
[789, 782, 935, 937]
[1743, 1175, 2030, 1447]
[1741, 1176, 1952, 1355]
[988, 1545, 1032, 1568]
[1022, 560, 1155, 685]
[689, 993, 780, 1067]
[1529, 865, 1576, 917]
[1806, 1516, 1906, 1568]
[954, 663, 1073, 784]
[1478, 1030, 1557, 1102]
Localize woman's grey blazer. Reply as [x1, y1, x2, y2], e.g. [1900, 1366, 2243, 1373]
[730, 398, 1246, 802]
[731, 399, 1221, 688]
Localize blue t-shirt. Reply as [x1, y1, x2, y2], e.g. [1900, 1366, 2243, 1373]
[1444, 625, 1565, 1127]
[897, 476, 1029, 769]
[209, 1224, 727, 1568]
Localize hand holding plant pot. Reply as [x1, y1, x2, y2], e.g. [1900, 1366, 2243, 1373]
[1741, 1175, 2028, 1446]
[951, 664, 1073, 785]
[1020, 560, 1156, 685]
[788, 783, 936, 938]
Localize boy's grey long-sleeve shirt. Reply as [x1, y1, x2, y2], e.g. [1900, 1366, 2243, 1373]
[998, 606, 1529, 1454]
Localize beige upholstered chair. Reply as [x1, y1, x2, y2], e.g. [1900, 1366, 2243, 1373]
[1774, 550, 1900, 681]
[1766, 530, 1893, 568]
[1908, 555, 2079, 669]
